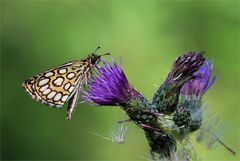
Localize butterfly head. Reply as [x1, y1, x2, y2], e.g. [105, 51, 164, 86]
[90, 53, 111, 64]
[89, 47, 111, 64]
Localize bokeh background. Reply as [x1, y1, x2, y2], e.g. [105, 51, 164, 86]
[1, 0, 239, 160]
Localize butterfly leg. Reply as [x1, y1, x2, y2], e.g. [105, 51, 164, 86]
[66, 88, 80, 121]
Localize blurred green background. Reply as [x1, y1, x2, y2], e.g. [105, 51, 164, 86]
[1, 0, 239, 160]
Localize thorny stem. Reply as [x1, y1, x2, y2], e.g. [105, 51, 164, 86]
[122, 105, 177, 160]
[122, 104, 236, 160]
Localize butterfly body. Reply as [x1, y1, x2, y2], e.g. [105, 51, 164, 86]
[22, 51, 108, 120]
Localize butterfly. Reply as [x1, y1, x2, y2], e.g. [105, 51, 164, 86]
[22, 47, 110, 120]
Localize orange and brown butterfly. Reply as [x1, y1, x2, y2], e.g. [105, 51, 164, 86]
[22, 47, 110, 120]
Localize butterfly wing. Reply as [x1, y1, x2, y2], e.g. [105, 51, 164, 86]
[22, 61, 87, 108]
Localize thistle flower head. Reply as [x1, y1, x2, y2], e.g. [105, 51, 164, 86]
[166, 52, 205, 85]
[181, 60, 217, 99]
[84, 61, 145, 106]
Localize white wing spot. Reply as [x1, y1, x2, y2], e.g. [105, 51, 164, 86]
[38, 78, 50, 86]
[53, 77, 64, 86]
[58, 68, 67, 74]
[43, 88, 51, 95]
[61, 95, 68, 102]
[64, 82, 71, 90]
[47, 91, 56, 99]
[45, 72, 54, 77]
[68, 86, 74, 93]
[54, 93, 62, 101]
[40, 84, 49, 92]
[67, 73, 75, 79]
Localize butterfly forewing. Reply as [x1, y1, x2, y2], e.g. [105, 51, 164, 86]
[23, 61, 87, 108]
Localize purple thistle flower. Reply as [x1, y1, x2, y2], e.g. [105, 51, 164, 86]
[84, 61, 145, 106]
[166, 52, 205, 85]
[180, 60, 217, 98]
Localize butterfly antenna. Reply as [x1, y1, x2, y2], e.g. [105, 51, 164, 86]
[93, 46, 101, 54]
[101, 52, 111, 56]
